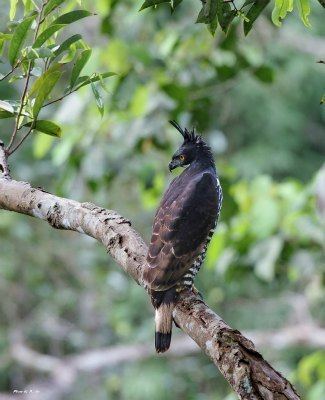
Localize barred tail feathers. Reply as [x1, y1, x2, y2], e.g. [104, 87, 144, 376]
[151, 288, 177, 353]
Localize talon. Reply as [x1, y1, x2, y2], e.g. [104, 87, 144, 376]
[192, 285, 203, 299]
[173, 318, 181, 329]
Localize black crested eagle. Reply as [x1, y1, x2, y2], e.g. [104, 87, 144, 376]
[143, 121, 223, 353]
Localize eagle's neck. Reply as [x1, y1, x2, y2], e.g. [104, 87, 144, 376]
[192, 144, 216, 172]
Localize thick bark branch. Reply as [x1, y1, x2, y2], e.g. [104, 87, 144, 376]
[0, 146, 300, 400]
[8, 323, 324, 400]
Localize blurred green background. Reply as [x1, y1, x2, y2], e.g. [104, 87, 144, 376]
[0, 0, 324, 399]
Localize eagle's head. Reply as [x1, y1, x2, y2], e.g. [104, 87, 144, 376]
[168, 120, 211, 172]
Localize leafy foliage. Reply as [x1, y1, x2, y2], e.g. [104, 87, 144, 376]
[244, 0, 270, 35]
[140, 0, 324, 34]
[0, 0, 115, 152]
[8, 13, 37, 65]
[23, 119, 62, 136]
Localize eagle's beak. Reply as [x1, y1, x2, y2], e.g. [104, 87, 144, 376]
[168, 160, 178, 172]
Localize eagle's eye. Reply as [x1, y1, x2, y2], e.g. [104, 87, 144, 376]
[179, 155, 185, 162]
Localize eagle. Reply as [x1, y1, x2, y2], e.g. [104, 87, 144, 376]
[143, 121, 223, 353]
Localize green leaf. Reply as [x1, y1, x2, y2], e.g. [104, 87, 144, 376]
[254, 65, 275, 83]
[242, 0, 257, 7]
[244, 0, 270, 35]
[7, 20, 19, 30]
[29, 63, 62, 97]
[0, 110, 14, 119]
[44, 0, 66, 17]
[208, 17, 218, 36]
[139, 0, 170, 11]
[171, 0, 183, 10]
[91, 82, 104, 116]
[0, 100, 15, 114]
[52, 10, 93, 25]
[22, 0, 33, 14]
[297, 351, 325, 386]
[10, 0, 19, 20]
[58, 47, 77, 64]
[24, 46, 55, 60]
[0, 100, 15, 118]
[70, 49, 92, 88]
[217, 1, 237, 33]
[0, 33, 13, 41]
[23, 120, 62, 137]
[30, 66, 43, 77]
[196, 0, 218, 24]
[33, 24, 66, 48]
[8, 74, 25, 83]
[53, 34, 82, 57]
[8, 14, 37, 66]
[208, 15, 218, 35]
[3, 99, 21, 109]
[0, 35, 11, 57]
[74, 72, 116, 89]
[296, 0, 311, 27]
[33, 71, 61, 117]
[271, 0, 293, 27]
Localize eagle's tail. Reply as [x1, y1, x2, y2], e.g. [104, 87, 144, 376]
[150, 288, 177, 353]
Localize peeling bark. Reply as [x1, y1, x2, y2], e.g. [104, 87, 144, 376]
[0, 145, 300, 400]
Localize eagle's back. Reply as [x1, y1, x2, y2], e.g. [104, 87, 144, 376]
[144, 167, 221, 290]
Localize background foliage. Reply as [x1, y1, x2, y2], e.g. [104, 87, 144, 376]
[0, 0, 324, 399]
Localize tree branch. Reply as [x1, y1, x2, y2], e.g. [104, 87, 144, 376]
[10, 321, 323, 400]
[7, 125, 34, 156]
[0, 144, 300, 400]
[10, 324, 325, 377]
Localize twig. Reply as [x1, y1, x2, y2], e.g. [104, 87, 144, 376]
[0, 67, 15, 82]
[43, 79, 97, 107]
[7, 125, 34, 156]
[6, 72, 31, 151]
[43, 89, 77, 107]
[230, 0, 238, 12]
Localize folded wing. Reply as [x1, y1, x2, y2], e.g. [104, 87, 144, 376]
[144, 172, 220, 290]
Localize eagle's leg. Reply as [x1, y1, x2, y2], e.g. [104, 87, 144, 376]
[172, 284, 203, 330]
[173, 236, 214, 329]
[172, 281, 203, 331]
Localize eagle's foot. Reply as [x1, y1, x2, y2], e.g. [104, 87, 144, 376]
[173, 318, 181, 329]
[191, 285, 203, 300]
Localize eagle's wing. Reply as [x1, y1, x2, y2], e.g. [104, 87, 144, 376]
[144, 172, 220, 290]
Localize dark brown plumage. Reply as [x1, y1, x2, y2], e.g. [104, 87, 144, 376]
[143, 121, 222, 353]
